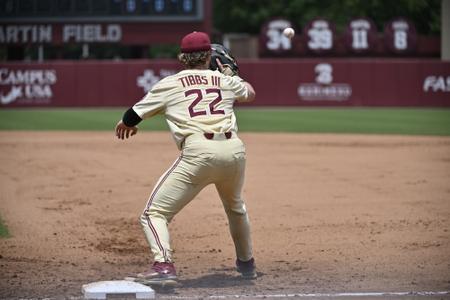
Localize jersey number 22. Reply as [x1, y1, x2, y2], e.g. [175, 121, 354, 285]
[185, 88, 225, 118]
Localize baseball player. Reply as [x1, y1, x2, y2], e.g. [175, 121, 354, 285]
[115, 31, 256, 286]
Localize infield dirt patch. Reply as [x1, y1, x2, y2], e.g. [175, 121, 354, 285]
[0, 132, 449, 299]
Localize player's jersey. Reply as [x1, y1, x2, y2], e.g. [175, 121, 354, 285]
[132, 69, 249, 149]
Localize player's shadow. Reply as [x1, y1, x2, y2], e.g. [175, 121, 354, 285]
[179, 273, 257, 289]
[152, 273, 259, 294]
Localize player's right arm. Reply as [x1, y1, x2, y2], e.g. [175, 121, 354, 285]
[239, 81, 256, 103]
[115, 80, 167, 140]
[216, 58, 255, 103]
[222, 75, 256, 103]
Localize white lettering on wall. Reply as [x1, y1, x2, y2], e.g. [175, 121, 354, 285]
[62, 24, 122, 43]
[0, 25, 52, 43]
[0, 24, 122, 44]
[392, 21, 409, 50]
[307, 20, 333, 50]
[266, 20, 292, 50]
[298, 63, 352, 101]
[0, 68, 57, 105]
[423, 76, 450, 92]
[350, 20, 371, 50]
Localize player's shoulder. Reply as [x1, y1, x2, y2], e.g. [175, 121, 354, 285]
[158, 71, 182, 84]
[151, 71, 183, 90]
[220, 73, 245, 87]
[196, 69, 240, 88]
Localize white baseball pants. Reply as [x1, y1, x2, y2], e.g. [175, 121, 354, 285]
[139, 133, 253, 263]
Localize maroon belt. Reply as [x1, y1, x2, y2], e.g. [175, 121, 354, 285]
[204, 132, 232, 140]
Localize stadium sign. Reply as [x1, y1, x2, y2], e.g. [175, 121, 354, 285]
[0, 1, 210, 47]
[0, 24, 122, 44]
[63, 24, 121, 43]
[384, 18, 417, 53]
[0, 68, 57, 105]
[259, 17, 424, 57]
[259, 18, 296, 56]
[0, 25, 52, 43]
[344, 18, 378, 54]
[423, 76, 450, 92]
[297, 63, 352, 101]
[304, 19, 335, 54]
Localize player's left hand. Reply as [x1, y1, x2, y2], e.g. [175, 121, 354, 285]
[210, 44, 239, 76]
[115, 120, 138, 140]
[216, 59, 237, 77]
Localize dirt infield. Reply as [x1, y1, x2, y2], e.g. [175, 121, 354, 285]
[0, 131, 449, 299]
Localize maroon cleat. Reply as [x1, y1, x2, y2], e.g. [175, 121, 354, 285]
[236, 258, 257, 279]
[125, 262, 177, 286]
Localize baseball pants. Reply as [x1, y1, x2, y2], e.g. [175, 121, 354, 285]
[139, 133, 253, 263]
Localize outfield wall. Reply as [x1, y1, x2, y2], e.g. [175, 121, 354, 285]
[1, 59, 449, 107]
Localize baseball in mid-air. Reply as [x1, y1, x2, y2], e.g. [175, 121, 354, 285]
[283, 27, 295, 39]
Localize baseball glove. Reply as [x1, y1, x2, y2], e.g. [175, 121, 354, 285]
[209, 44, 239, 76]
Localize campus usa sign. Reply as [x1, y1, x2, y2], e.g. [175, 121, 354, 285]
[0, 61, 183, 107]
[0, 68, 57, 105]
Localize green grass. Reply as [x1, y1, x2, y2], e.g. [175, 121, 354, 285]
[236, 108, 450, 136]
[0, 108, 449, 136]
[0, 215, 10, 238]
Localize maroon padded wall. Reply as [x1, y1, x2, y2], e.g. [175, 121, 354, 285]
[1, 59, 449, 107]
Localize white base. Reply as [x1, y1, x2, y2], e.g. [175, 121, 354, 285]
[82, 280, 155, 299]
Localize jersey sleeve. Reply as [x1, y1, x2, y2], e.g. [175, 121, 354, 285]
[223, 75, 249, 102]
[132, 81, 168, 119]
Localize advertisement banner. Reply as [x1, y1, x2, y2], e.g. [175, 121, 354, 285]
[1, 59, 449, 108]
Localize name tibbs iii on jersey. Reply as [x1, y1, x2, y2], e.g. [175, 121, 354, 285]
[179, 75, 221, 88]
